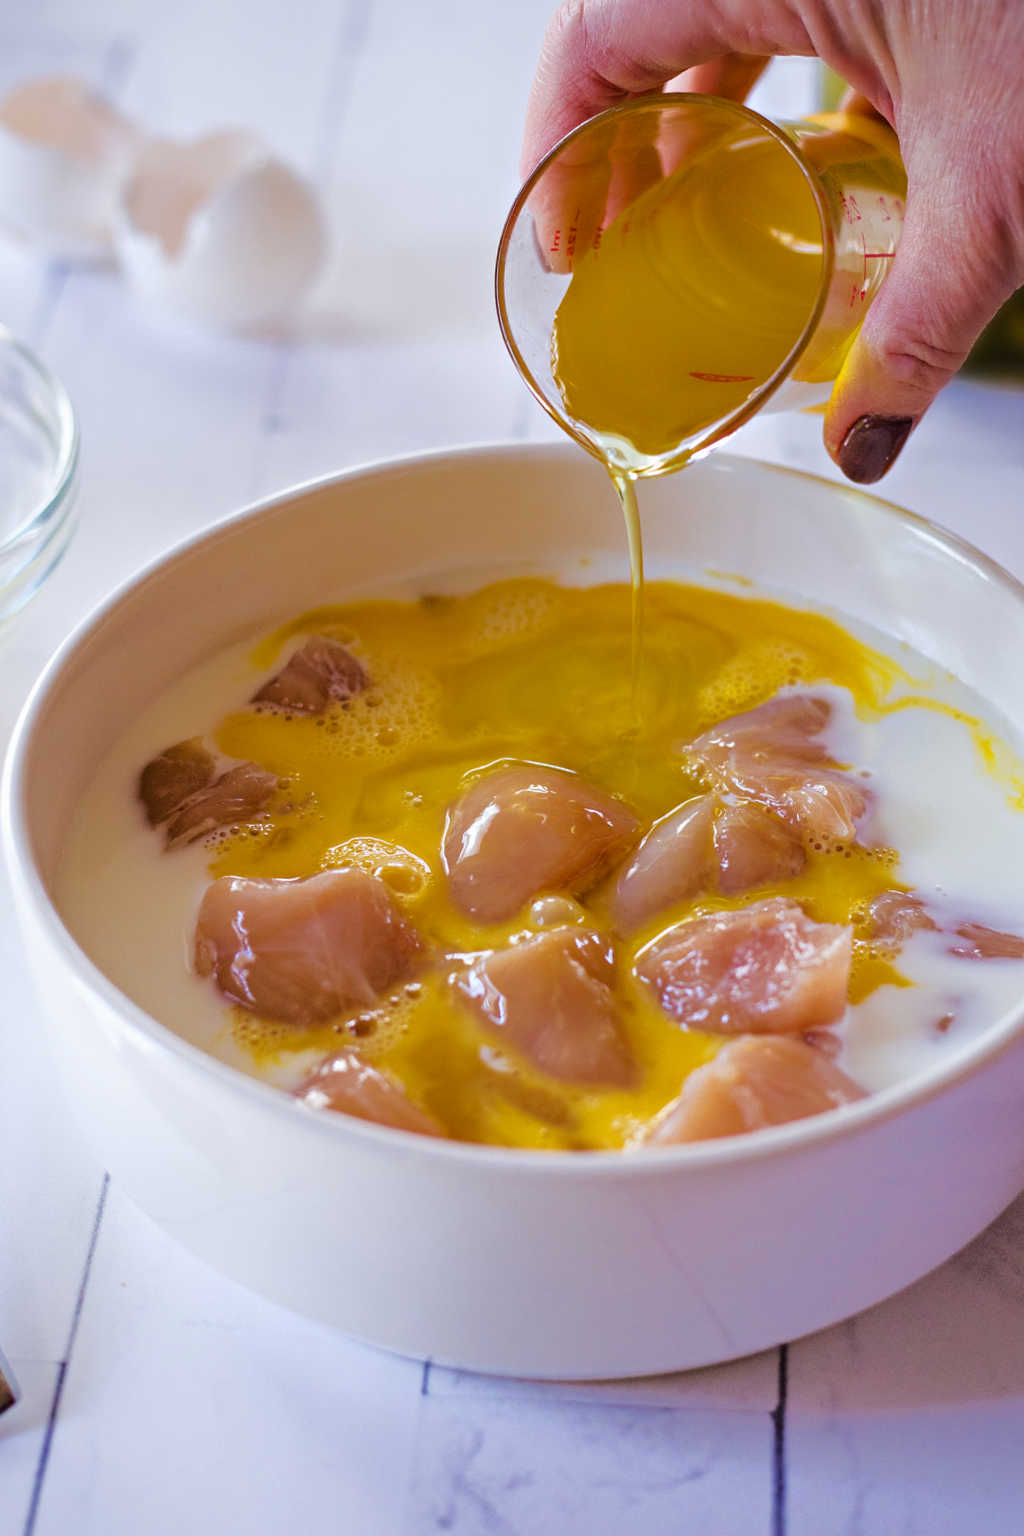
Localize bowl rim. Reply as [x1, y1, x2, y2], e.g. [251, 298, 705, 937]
[0, 326, 79, 556]
[6, 439, 1024, 1176]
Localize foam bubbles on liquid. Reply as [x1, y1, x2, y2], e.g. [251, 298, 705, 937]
[472, 585, 557, 646]
[229, 977, 427, 1078]
[697, 640, 813, 724]
[317, 655, 441, 763]
[321, 835, 431, 898]
[234, 651, 443, 788]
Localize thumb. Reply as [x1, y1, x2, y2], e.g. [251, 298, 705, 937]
[823, 144, 1021, 484]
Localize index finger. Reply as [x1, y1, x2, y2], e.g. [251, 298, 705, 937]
[526, 105, 663, 275]
[524, 115, 615, 276]
[521, 0, 813, 176]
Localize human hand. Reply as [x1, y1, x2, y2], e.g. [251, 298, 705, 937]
[522, 0, 1024, 482]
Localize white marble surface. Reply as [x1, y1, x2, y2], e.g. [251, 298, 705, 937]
[1, 3, 1023, 1532]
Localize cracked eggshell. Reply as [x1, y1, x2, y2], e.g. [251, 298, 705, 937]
[114, 130, 328, 331]
[0, 75, 139, 255]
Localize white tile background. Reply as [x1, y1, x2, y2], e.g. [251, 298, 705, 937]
[1, 3, 1022, 1532]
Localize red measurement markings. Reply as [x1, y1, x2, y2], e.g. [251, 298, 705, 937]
[850, 232, 895, 305]
[689, 372, 755, 383]
[566, 207, 580, 261]
[876, 194, 905, 222]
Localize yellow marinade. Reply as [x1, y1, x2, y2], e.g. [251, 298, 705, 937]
[206, 576, 913, 1151]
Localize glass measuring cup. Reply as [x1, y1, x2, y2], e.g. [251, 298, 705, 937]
[496, 94, 906, 477]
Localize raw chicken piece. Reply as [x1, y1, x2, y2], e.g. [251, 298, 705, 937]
[611, 795, 714, 933]
[252, 634, 368, 714]
[443, 762, 639, 923]
[695, 693, 832, 764]
[635, 1035, 864, 1145]
[195, 869, 422, 1025]
[611, 796, 805, 934]
[454, 928, 634, 1086]
[636, 897, 852, 1033]
[867, 891, 1024, 961]
[950, 922, 1024, 961]
[138, 739, 278, 847]
[802, 1027, 842, 1058]
[297, 1052, 442, 1137]
[139, 738, 215, 825]
[866, 889, 936, 947]
[164, 760, 279, 846]
[686, 693, 868, 843]
[713, 802, 805, 894]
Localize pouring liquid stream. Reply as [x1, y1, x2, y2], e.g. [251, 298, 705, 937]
[549, 121, 831, 740]
[544, 106, 906, 742]
[612, 464, 644, 716]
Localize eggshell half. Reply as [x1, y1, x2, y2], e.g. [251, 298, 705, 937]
[115, 130, 328, 330]
[0, 75, 138, 255]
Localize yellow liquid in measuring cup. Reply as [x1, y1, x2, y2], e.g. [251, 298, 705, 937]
[551, 128, 825, 464]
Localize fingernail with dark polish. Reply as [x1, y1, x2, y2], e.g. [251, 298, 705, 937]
[837, 415, 914, 484]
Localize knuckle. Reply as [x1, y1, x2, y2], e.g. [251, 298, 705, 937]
[548, 0, 602, 69]
[548, 0, 586, 46]
[874, 331, 966, 400]
[542, 0, 612, 92]
[869, 168, 1023, 402]
[545, 0, 670, 95]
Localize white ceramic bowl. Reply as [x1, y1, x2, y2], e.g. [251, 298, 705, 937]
[6, 444, 1024, 1379]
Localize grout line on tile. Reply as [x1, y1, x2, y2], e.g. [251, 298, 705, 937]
[22, 1173, 111, 1536]
[310, 0, 373, 188]
[26, 35, 138, 351]
[259, 344, 292, 439]
[248, 342, 294, 503]
[99, 32, 138, 97]
[247, 0, 376, 503]
[771, 1344, 788, 1536]
[27, 261, 72, 350]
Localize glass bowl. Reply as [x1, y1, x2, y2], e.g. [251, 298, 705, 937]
[0, 329, 79, 621]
